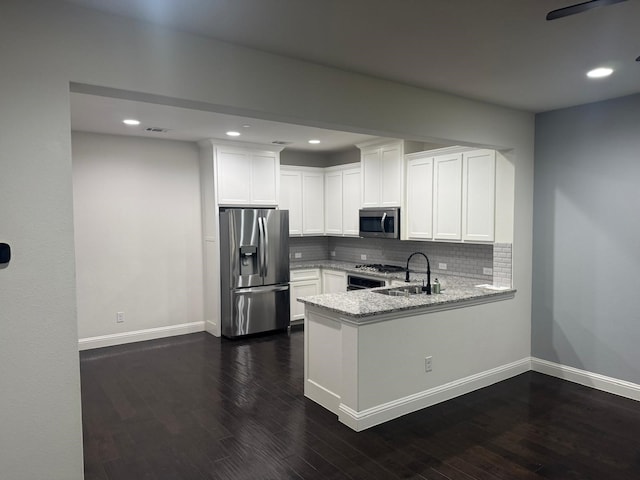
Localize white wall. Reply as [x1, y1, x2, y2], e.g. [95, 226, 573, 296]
[533, 93, 640, 384]
[0, 1, 534, 478]
[72, 132, 204, 347]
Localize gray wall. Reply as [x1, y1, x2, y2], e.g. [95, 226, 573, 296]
[280, 149, 329, 167]
[0, 1, 533, 477]
[280, 146, 360, 167]
[533, 93, 640, 383]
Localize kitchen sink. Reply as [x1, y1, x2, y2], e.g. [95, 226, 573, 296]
[374, 286, 426, 296]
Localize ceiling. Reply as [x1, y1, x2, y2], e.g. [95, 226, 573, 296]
[70, 93, 378, 151]
[62, 0, 640, 113]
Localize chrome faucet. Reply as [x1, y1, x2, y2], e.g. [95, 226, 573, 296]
[405, 252, 431, 295]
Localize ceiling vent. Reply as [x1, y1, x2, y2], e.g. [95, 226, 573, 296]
[271, 140, 293, 145]
[145, 127, 170, 133]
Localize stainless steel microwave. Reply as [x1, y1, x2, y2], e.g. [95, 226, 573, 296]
[359, 208, 400, 239]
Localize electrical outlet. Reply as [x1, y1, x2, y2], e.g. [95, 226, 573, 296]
[294, 252, 302, 259]
[330, 251, 336, 257]
[438, 263, 447, 270]
[425, 356, 433, 372]
[116, 312, 125, 323]
[483, 267, 493, 275]
[360, 254, 367, 260]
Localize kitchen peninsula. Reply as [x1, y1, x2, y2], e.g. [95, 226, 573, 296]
[297, 272, 518, 431]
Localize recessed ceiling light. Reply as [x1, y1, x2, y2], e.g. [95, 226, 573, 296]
[123, 119, 140, 126]
[308, 139, 321, 144]
[242, 124, 251, 128]
[586, 67, 613, 78]
[226, 131, 241, 137]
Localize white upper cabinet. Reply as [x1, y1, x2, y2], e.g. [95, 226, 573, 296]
[324, 170, 343, 235]
[210, 141, 281, 207]
[433, 152, 463, 240]
[323, 165, 361, 237]
[405, 154, 434, 240]
[380, 143, 403, 206]
[462, 149, 496, 242]
[407, 146, 499, 243]
[302, 170, 324, 235]
[250, 151, 279, 205]
[281, 164, 359, 238]
[358, 139, 421, 208]
[216, 147, 253, 205]
[341, 167, 361, 236]
[361, 148, 382, 207]
[279, 169, 303, 235]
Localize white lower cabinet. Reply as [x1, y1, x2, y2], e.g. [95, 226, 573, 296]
[290, 269, 321, 323]
[321, 269, 347, 294]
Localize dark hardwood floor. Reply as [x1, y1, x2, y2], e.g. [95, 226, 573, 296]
[81, 330, 640, 480]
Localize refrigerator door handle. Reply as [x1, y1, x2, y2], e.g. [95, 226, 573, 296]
[235, 284, 289, 294]
[258, 216, 265, 277]
[262, 215, 269, 278]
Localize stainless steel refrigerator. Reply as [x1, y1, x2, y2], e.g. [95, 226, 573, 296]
[219, 208, 290, 338]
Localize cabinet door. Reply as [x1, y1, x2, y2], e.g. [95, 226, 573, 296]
[290, 279, 321, 322]
[406, 156, 434, 239]
[324, 171, 343, 235]
[322, 269, 347, 294]
[216, 147, 252, 205]
[361, 148, 381, 208]
[251, 152, 278, 205]
[280, 170, 303, 235]
[380, 143, 403, 206]
[433, 153, 463, 240]
[302, 172, 324, 234]
[462, 150, 495, 242]
[342, 168, 361, 236]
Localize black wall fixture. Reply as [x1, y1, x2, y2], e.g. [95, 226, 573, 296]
[0, 243, 11, 267]
[546, 0, 628, 21]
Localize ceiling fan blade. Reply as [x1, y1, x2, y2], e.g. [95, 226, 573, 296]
[546, 0, 628, 20]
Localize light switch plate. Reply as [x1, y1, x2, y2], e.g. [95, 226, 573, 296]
[294, 252, 302, 259]
[438, 263, 447, 270]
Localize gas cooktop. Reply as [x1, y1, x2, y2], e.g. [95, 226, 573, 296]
[355, 264, 406, 274]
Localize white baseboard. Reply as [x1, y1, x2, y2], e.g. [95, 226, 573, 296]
[205, 319, 220, 337]
[305, 379, 341, 414]
[78, 321, 205, 350]
[338, 357, 531, 431]
[531, 357, 640, 402]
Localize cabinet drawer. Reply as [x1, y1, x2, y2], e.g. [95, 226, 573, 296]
[291, 268, 320, 281]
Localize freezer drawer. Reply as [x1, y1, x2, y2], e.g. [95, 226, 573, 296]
[222, 284, 290, 338]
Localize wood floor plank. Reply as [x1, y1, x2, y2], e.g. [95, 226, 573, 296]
[81, 331, 640, 480]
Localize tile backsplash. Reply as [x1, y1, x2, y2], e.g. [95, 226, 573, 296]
[288, 236, 330, 262]
[290, 236, 512, 284]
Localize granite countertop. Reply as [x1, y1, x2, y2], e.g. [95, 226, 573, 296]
[292, 260, 516, 319]
[291, 260, 408, 281]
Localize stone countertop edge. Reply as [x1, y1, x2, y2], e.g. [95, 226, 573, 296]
[291, 260, 516, 319]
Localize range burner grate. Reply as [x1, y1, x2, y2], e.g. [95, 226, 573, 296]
[355, 263, 406, 273]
